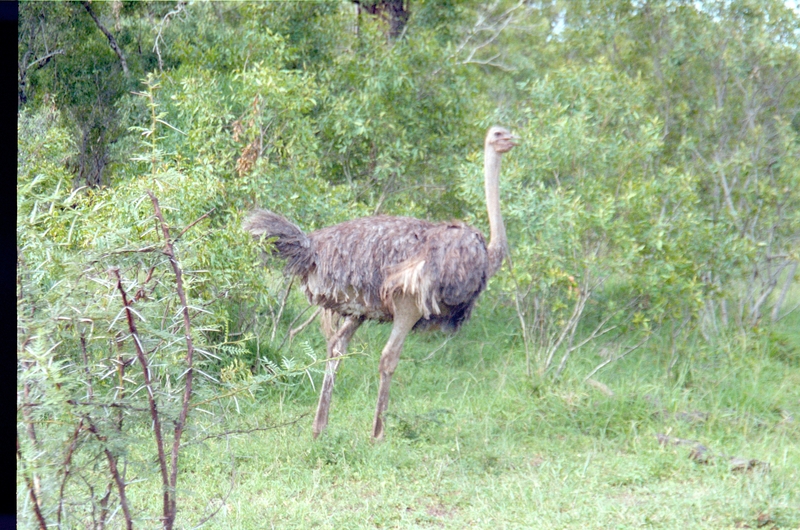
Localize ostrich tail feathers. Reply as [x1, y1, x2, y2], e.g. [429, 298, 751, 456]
[244, 209, 314, 277]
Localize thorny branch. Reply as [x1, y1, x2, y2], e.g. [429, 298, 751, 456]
[20, 367, 42, 510]
[85, 417, 133, 530]
[147, 190, 199, 530]
[98, 192, 205, 529]
[17, 435, 48, 530]
[57, 419, 85, 528]
[97, 482, 113, 530]
[112, 266, 170, 524]
[18, 400, 147, 412]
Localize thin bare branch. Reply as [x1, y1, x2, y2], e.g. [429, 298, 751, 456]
[583, 335, 650, 382]
[64, 400, 151, 412]
[543, 282, 592, 373]
[556, 295, 642, 377]
[98, 482, 113, 530]
[462, 54, 515, 72]
[775, 299, 800, 322]
[26, 48, 65, 71]
[153, 1, 187, 72]
[188, 414, 310, 446]
[20, 365, 43, 511]
[176, 208, 215, 240]
[80, 333, 94, 400]
[553, 292, 590, 377]
[282, 306, 321, 349]
[771, 260, 797, 322]
[419, 335, 453, 362]
[432, 0, 526, 75]
[189, 443, 237, 529]
[750, 259, 790, 323]
[271, 277, 294, 343]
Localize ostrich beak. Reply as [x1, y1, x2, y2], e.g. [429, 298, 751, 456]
[499, 133, 519, 153]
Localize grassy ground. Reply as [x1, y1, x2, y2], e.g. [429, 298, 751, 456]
[123, 303, 799, 530]
[25, 305, 800, 529]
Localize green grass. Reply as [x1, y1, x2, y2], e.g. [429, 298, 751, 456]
[26, 307, 800, 529]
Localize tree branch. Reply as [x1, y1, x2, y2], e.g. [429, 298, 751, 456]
[176, 208, 215, 240]
[153, 1, 187, 72]
[271, 277, 294, 343]
[20, 364, 43, 513]
[433, 0, 525, 75]
[111, 267, 170, 522]
[57, 419, 85, 529]
[281, 306, 321, 350]
[187, 414, 310, 446]
[81, 1, 129, 76]
[17, 435, 48, 530]
[771, 260, 797, 322]
[85, 418, 133, 530]
[147, 190, 197, 529]
[26, 48, 65, 71]
[583, 335, 650, 382]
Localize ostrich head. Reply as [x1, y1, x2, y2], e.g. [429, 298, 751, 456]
[485, 126, 518, 154]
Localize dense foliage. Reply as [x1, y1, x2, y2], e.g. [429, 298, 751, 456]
[17, 1, 798, 527]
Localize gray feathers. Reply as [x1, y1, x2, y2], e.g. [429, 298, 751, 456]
[244, 212, 490, 332]
[243, 209, 314, 280]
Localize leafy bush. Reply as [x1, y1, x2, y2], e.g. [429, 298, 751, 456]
[17, 2, 799, 526]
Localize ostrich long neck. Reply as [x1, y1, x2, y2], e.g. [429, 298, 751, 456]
[484, 143, 507, 277]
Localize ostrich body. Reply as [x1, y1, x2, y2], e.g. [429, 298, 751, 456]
[245, 126, 517, 439]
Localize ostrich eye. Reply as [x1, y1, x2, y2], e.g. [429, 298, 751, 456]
[494, 132, 502, 137]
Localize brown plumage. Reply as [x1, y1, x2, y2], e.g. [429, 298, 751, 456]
[245, 213, 487, 330]
[245, 126, 517, 439]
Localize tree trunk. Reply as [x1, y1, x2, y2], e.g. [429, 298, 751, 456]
[352, 0, 409, 40]
[771, 261, 797, 322]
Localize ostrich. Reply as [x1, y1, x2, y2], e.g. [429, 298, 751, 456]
[244, 126, 517, 439]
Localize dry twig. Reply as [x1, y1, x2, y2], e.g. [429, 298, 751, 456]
[153, 1, 187, 72]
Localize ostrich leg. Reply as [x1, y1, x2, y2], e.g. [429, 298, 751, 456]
[319, 308, 340, 342]
[372, 296, 422, 440]
[313, 315, 362, 438]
